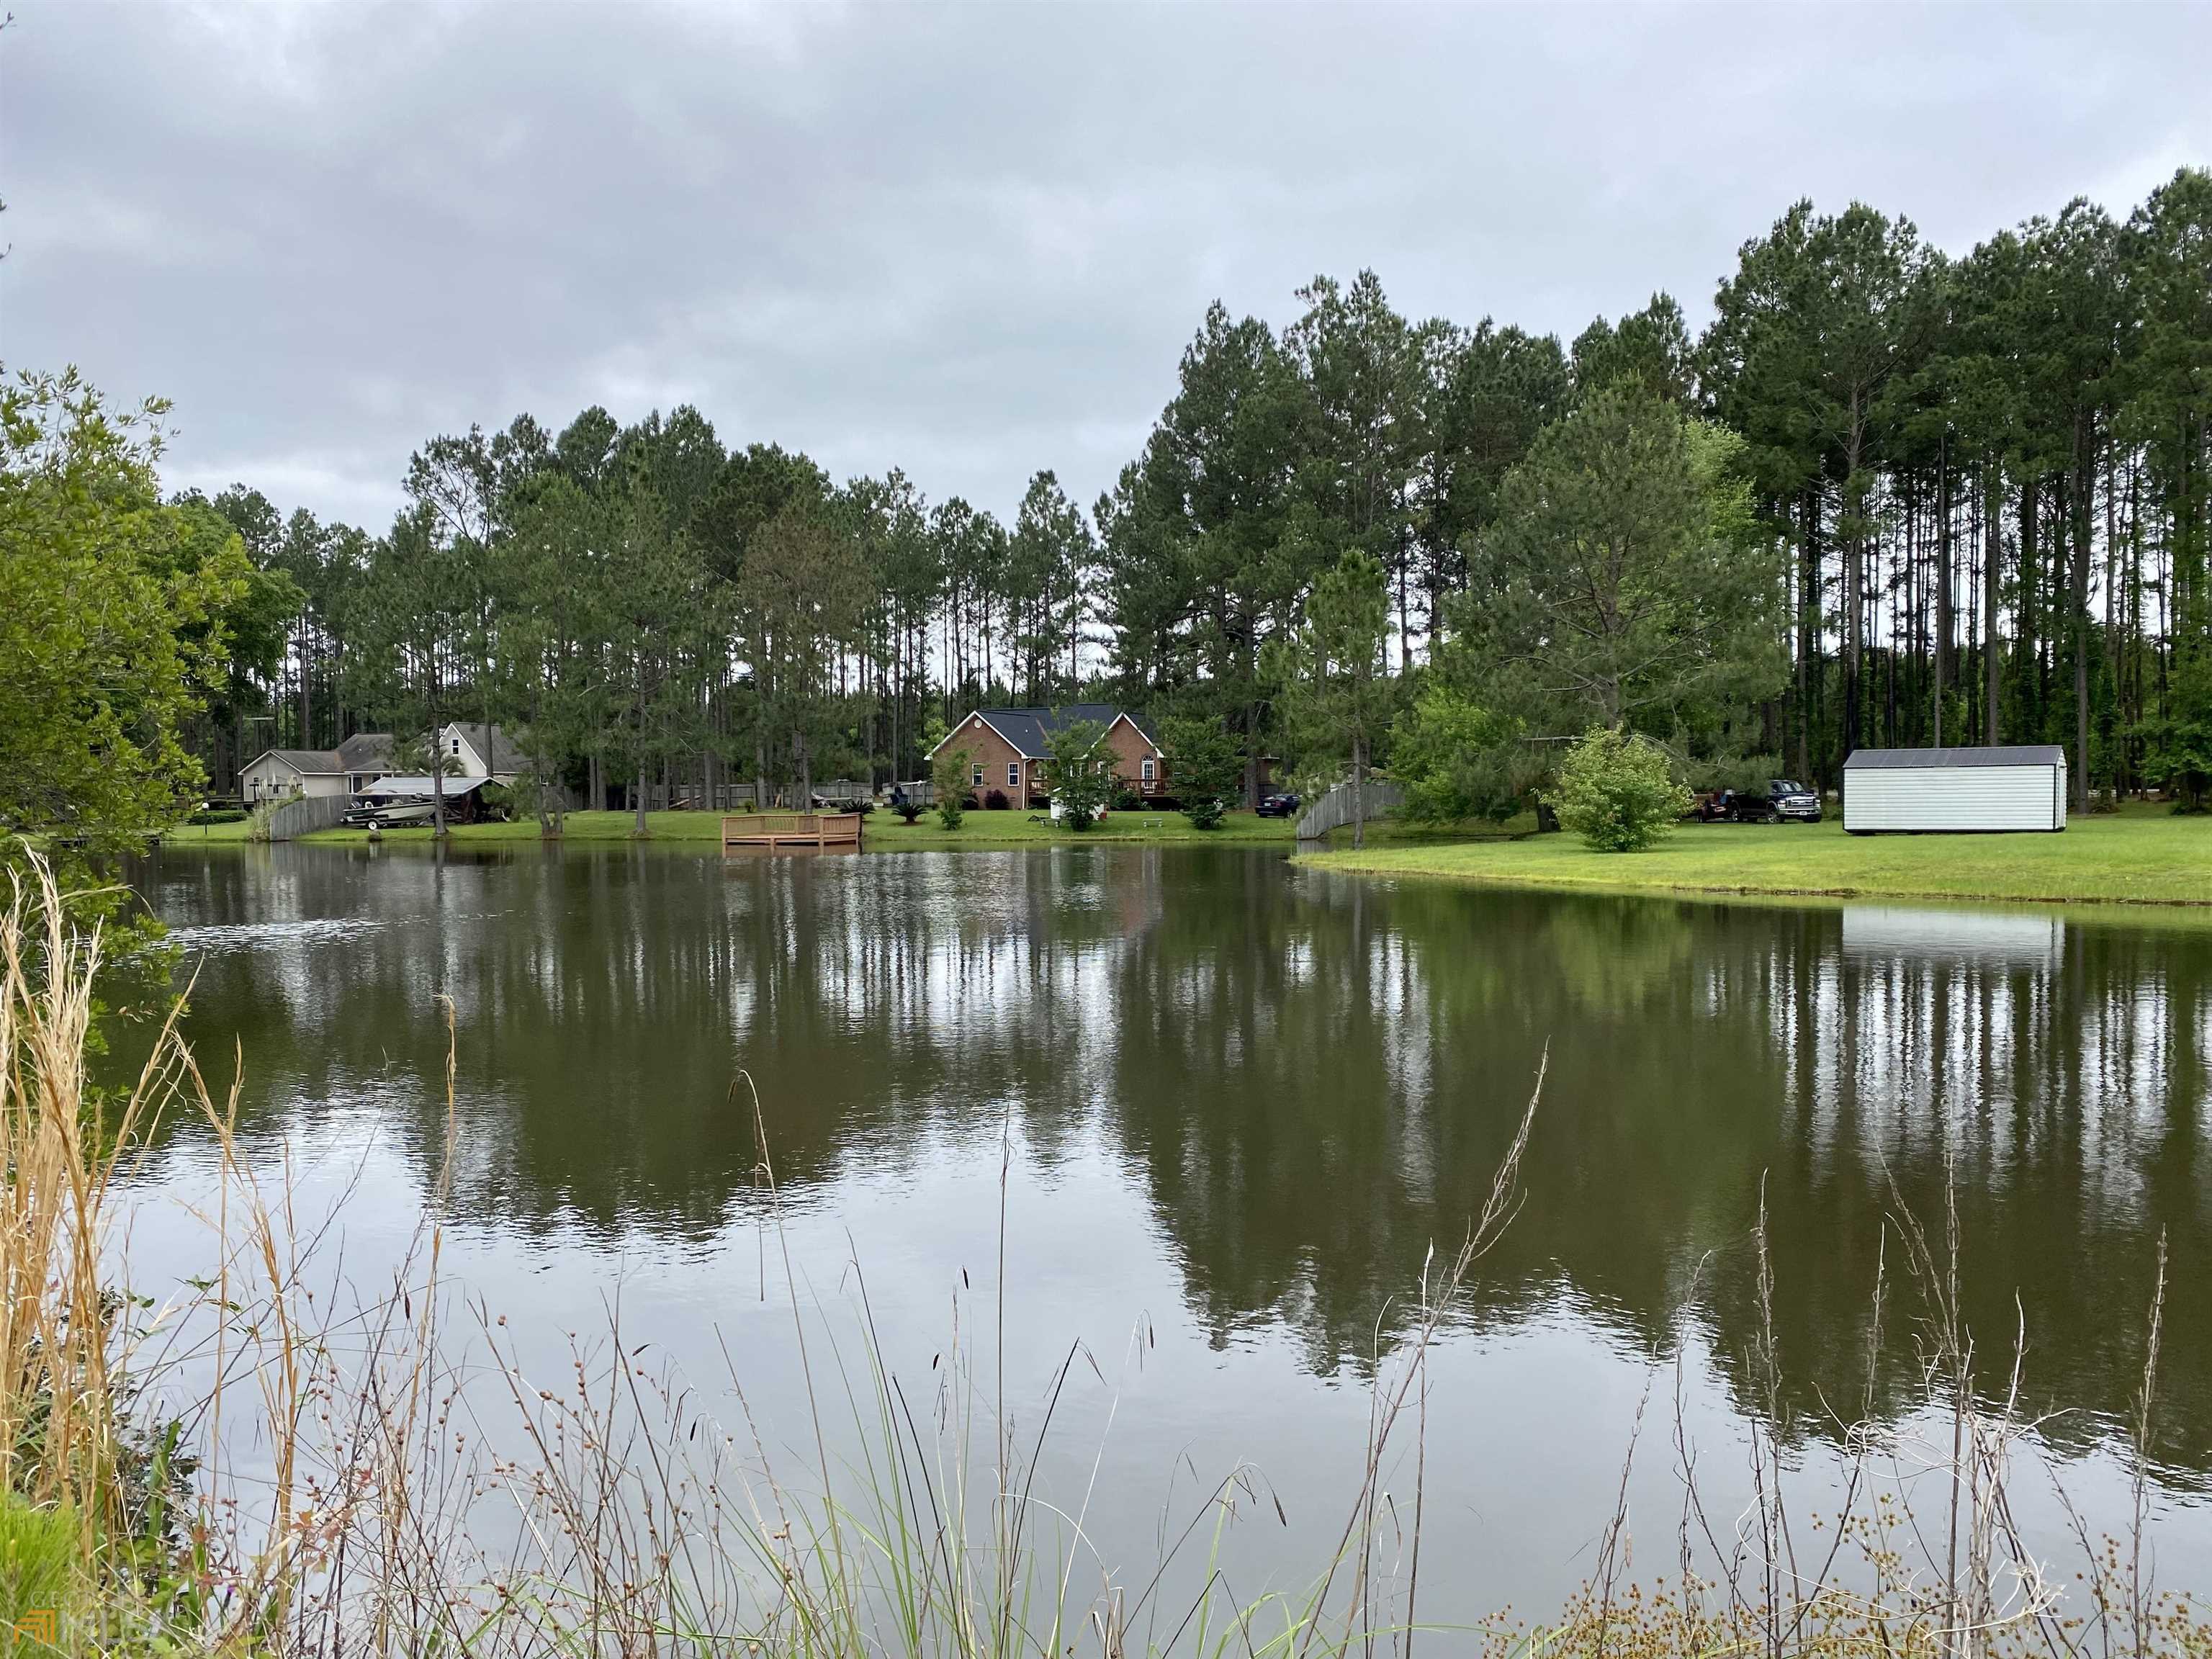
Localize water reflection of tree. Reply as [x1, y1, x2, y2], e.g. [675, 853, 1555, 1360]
[140, 845, 1150, 1244]
[1109, 876, 2211, 1471]
[138, 846, 2212, 1472]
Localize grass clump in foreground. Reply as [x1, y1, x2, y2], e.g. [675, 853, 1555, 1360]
[1302, 804, 2212, 908]
[4, 858, 2209, 1655]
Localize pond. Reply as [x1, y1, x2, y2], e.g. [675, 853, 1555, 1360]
[125, 842, 2212, 1625]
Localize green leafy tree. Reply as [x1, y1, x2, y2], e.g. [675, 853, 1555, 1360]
[0, 369, 251, 855]
[1411, 318, 1568, 616]
[739, 498, 866, 810]
[1286, 271, 1422, 658]
[2139, 648, 2212, 811]
[1550, 726, 1691, 851]
[1388, 683, 1514, 824]
[1007, 472, 1095, 703]
[0, 367, 261, 1014]
[346, 504, 472, 836]
[1570, 293, 1696, 406]
[488, 472, 618, 837]
[1040, 718, 1114, 831]
[1162, 717, 1242, 830]
[930, 745, 972, 830]
[1264, 549, 1394, 847]
[1097, 302, 1312, 803]
[1439, 387, 1786, 804]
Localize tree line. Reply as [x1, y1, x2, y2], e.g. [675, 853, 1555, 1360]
[9, 166, 2209, 849]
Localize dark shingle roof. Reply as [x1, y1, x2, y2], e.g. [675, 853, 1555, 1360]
[1843, 745, 2066, 770]
[957, 706, 1159, 758]
[335, 732, 394, 770]
[449, 722, 521, 773]
[252, 734, 395, 775]
[265, 749, 341, 774]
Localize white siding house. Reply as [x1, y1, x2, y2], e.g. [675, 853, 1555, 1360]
[436, 722, 523, 786]
[1841, 746, 2067, 834]
[239, 734, 394, 803]
[240, 751, 349, 802]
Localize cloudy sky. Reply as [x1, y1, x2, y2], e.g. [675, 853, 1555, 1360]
[5, 2, 2208, 531]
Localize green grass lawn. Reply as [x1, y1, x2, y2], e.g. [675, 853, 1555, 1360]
[864, 806, 1296, 850]
[1298, 804, 2212, 908]
[163, 816, 258, 843]
[165, 806, 1304, 850]
[162, 809, 735, 846]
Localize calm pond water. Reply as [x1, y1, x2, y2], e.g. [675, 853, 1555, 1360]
[124, 842, 2212, 1620]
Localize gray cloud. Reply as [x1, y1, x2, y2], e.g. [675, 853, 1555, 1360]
[5, 1, 2207, 531]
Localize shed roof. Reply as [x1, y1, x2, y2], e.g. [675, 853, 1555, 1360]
[1843, 745, 2066, 770]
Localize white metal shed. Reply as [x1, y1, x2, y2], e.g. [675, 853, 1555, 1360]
[1841, 745, 2067, 834]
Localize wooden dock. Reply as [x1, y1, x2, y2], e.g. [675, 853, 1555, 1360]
[722, 811, 864, 850]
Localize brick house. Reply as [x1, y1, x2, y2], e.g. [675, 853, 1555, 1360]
[928, 706, 1168, 807]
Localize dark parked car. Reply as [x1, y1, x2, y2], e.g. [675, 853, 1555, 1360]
[1699, 780, 1821, 824]
[1255, 792, 1302, 818]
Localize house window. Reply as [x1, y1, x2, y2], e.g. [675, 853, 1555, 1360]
[1141, 757, 1155, 783]
[1008, 763, 1021, 788]
[450, 738, 462, 755]
[971, 765, 984, 787]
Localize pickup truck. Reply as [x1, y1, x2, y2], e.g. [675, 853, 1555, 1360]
[1696, 780, 1822, 823]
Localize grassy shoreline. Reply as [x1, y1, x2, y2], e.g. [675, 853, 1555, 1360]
[162, 804, 2212, 912]
[168, 806, 1317, 851]
[1298, 806, 2212, 909]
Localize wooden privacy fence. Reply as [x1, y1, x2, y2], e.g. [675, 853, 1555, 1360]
[262, 794, 351, 841]
[722, 812, 865, 850]
[1295, 776, 1404, 841]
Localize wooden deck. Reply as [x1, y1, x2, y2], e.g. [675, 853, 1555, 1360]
[722, 811, 865, 850]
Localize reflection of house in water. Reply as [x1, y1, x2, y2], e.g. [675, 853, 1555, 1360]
[1840, 904, 2062, 966]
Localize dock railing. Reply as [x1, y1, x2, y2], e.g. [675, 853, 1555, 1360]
[1295, 777, 1404, 841]
[721, 811, 864, 849]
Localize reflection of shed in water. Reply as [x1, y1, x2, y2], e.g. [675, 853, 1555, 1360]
[1840, 904, 2062, 965]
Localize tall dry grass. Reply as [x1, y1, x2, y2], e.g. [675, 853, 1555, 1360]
[0, 854, 2205, 1657]
[0, 858, 180, 1556]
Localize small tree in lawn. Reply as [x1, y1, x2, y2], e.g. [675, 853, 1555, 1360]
[1164, 716, 1243, 830]
[930, 745, 972, 830]
[1550, 726, 1691, 852]
[1042, 719, 1114, 830]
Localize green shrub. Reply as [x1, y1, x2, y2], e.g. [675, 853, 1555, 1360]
[930, 747, 971, 830]
[186, 807, 247, 826]
[1389, 683, 1520, 823]
[1040, 720, 1113, 831]
[243, 797, 283, 844]
[1549, 727, 1690, 852]
[1163, 716, 1243, 831]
